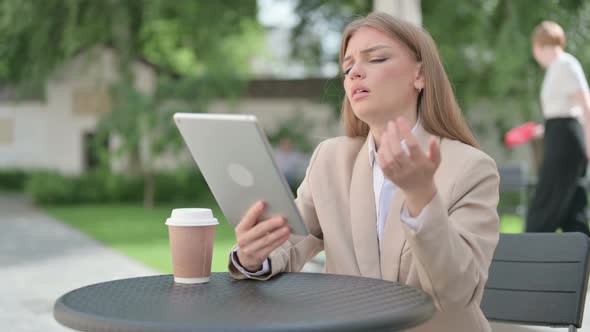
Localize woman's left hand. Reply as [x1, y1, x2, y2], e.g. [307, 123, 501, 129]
[376, 117, 441, 217]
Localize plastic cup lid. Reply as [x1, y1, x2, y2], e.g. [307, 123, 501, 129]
[165, 208, 219, 226]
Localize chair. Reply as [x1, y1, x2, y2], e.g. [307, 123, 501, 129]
[481, 233, 590, 331]
[498, 164, 533, 217]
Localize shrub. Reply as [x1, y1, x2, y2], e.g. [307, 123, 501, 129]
[154, 169, 211, 203]
[0, 169, 30, 191]
[25, 171, 77, 204]
[25, 169, 211, 205]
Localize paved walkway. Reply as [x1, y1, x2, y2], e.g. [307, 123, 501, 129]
[0, 194, 158, 331]
[1, 193, 588, 331]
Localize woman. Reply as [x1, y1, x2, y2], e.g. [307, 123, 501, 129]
[526, 20, 590, 236]
[229, 13, 499, 332]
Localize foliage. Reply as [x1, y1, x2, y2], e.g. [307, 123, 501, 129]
[0, 169, 30, 191]
[95, 72, 249, 207]
[25, 169, 210, 205]
[26, 170, 141, 204]
[0, 0, 263, 207]
[0, 0, 260, 84]
[291, 0, 372, 70]
[267, 111, 317, 153]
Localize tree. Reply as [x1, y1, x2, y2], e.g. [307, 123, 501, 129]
[289, 0, 371, 117]
[422, 0, 587, 118]
[291, 0, 372, 72]
[0, 0, 262, 207]
[0, 1, 260, 82]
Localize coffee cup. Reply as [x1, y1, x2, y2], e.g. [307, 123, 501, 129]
[165, 208, 218, 284]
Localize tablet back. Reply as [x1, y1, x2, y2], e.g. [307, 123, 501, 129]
[174, 113, 309, 235]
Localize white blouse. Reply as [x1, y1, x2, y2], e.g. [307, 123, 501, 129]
[541, 52, 589, 121]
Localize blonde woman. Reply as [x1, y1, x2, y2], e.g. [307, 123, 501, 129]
[229, 13, 500, 332]
[527, 20, 590, 236]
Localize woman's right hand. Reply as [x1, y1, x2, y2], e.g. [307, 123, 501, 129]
[235, 201, 291, 272]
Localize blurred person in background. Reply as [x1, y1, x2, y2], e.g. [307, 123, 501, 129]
[229, 12, 500, 332]
[273, 137, 308, 193]
[526, 20, 590, 237]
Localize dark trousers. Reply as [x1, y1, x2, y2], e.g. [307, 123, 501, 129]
[526, 118, 590, 236]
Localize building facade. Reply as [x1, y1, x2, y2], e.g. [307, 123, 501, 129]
[0, 48, 339, 175]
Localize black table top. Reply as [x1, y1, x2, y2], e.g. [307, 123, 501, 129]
[54, 272, 435, 332]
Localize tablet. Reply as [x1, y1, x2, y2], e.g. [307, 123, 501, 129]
[174, 113, 309, 236]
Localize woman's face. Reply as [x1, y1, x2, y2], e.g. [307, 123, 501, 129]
[532, 43, 544, 67]
[342, 26, 422, 126]
[532, 43, 549, 68]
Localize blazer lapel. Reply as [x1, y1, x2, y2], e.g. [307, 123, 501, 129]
[349, 141, 382, 279]
[380, 123, 435, 281]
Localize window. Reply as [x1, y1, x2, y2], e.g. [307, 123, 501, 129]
[72, 87, 111, 115]
[0, 118, 14, 145]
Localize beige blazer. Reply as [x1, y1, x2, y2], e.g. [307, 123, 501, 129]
[229, 124, 500, 332]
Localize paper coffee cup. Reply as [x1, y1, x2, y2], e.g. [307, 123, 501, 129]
[166, 208, 218, 284]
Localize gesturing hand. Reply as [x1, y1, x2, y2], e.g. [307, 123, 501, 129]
[376, 117, 441, 217]
[235, 201, 291, 272]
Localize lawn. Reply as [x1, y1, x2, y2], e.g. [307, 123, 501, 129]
[44, 198, 524, 273]
[44, 195, 237, 273]
[499, 214, 524, 233]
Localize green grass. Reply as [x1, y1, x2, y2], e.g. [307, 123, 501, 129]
[499, 214, 524, 233]
[44, 196, 236, 273]
[44, 197, 525, 274]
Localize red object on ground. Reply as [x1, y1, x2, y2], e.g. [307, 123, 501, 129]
[504, 122, 539, 148]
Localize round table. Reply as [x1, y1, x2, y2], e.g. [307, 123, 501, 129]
[54, 272, 435, 332]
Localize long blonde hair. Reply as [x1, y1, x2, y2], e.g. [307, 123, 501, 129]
[339, 12, 479, 148]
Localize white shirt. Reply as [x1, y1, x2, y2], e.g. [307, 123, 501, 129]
[541, 52, 590, 122]
[367, 131, 423, 248]
[233, 122, 430, 276]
